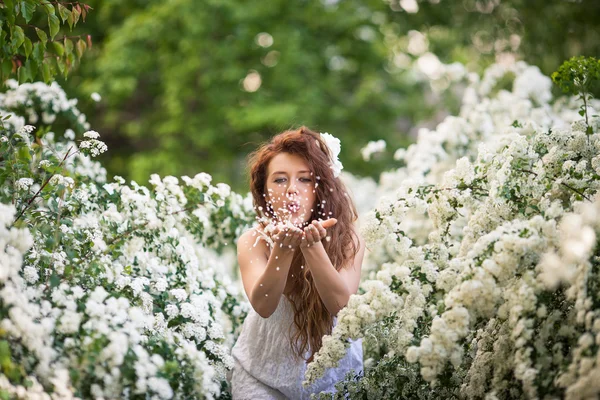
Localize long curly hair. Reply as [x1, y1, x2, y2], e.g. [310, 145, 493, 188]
[247, 126, 359, 362]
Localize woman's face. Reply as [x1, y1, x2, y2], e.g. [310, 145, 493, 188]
[264, 152, 317, 226]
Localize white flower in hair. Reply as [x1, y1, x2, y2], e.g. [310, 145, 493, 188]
[319, 132, 343, 178]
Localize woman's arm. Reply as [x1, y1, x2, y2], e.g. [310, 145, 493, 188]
[301, 224, 366, 315]
[237, 226, 303, 318]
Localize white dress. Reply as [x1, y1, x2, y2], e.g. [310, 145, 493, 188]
[230, 294, 363, 399]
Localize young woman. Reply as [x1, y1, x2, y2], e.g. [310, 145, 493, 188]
[230, 126, 366, 399]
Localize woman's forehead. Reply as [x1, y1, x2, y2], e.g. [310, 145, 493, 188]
[267, 153, 311, 175]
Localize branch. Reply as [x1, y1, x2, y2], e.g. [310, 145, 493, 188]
[12, 146, 73, 226]
[517, 168, 591, 202]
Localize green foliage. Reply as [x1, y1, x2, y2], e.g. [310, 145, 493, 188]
[55, 0, 600, 190]
[552, 56, 600, 134]
[62, 0, 422, 189]
[0, 0, 92, 84]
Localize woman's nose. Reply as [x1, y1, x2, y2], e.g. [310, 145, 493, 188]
[286, 183, 298, 195]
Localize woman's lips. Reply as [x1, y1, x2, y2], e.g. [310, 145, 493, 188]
[287, 202, 300, 213]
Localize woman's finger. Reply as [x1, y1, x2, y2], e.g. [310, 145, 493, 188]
[293, 228, 304, 246]
[309, 221, 322, 240]
[300, 233, 308, 247]
[283, 228, 295, 246]
[308, 225, 320, 244]
[313, 220, 327, 239]
[320, 218, 337, 229]
[283, 227, 302, 247]
[270, 227, 280, 241]
[303, 226, 315, 244]
[288, 227, 300, 244]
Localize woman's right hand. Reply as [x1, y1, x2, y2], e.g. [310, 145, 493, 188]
[269, 223, 304, 250]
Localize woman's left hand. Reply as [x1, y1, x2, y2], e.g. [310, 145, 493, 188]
[301, 219, 336, 248]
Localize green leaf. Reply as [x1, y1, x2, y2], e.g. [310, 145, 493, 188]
[41, 61, 51, 83]
[56, 57, 66, 74]
[32, 42, 44, 63]
[75, 38, 86, 58]
[48, 13, 60, 39]
[24, 58, 36, 80]
[71, 5, 81, 26]
[17, 65, 26, 84]
[4, 0, 16, 23]
[66, 11, 74, 30]
[57, 4, 71, 24]
[23, 37, 33, 58]
[579, 109, 585, 116]
[64, 38, 74, 56]
[0, 340, 11, 367]
[20, 0, 37, 23]
[65, 52, 74, 77]
[51, 41, 64, 57]
[49, 272, 60, 288]
[42, 3, 55, 15]
[0, 28, 6, 48]
[35, 27, 48, 44]
[0, 59, 12, 78]
[11, 25, 25, 49]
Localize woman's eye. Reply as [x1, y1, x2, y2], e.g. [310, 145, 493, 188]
[273, 177, 311, 184]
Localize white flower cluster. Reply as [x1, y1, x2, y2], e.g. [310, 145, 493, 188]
[360, 140, 386, 161]
[0, 205, 77, 398]
[182, 172, 212, 189]
[0, 81, 108, 186]
[49, 174, 75, 189]
[15, 178, 34, 191]
[0, 79, 90, 129]
[0, 173, 252, 398]
[0, 82, 255, 398]
[305, 60, 600, 399]
[304, 280, 400, 386]
[408, 217, 554, 380]
[320, 132, 344, 178]
[412, 53, 468, 92]
[0, 107, 26, 133]
[79, 130, 108, 157]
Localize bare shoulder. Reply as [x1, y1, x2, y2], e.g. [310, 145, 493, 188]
[237, 226, 270, 301]
[237, 226, 269, 259]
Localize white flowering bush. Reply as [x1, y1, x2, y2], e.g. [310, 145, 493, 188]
[0, 81, 255, 399]
[306, 58, 600, 399]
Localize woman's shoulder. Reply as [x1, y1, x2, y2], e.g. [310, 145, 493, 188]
[237, 224, 269, 257]
[239, 223, 266, 241]
[238, 225, 260, 245]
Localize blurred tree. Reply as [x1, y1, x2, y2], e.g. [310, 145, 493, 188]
[383, 0, 600, 75]
[63, 0, 416, 189]
[57, 0, 600, 190]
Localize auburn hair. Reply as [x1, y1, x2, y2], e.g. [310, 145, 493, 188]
[247, 126, 359, 362]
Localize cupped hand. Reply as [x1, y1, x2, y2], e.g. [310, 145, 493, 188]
[300, 218, 337, 248]
[270, 223, 304, 250]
